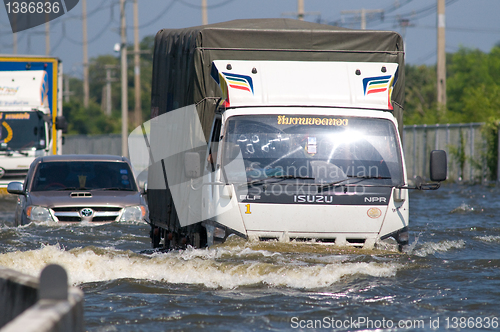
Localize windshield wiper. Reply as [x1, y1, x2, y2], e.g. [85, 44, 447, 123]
[242, 175, 315, 187]
[317, 175, 392, 190]
[56, 187, 89, 191]
[99, 187, 135, 191]
[348, 175, 392, 180]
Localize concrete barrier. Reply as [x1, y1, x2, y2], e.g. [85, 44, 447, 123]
[0, 264, 84, 332]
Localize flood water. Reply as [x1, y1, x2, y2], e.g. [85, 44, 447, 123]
[1, 185, 499, 331]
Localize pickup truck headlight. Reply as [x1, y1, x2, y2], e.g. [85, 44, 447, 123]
[120, 205, 147, 222]
[26, 206, 54, 222]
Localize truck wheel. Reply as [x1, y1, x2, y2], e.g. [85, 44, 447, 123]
[151, 226, 162, 248]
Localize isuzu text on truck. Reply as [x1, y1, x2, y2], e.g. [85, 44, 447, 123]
[0, 55, 66, 193]
[129, 19, 446, 251]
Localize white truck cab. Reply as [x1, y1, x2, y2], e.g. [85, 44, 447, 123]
[194, 60, 410, 249]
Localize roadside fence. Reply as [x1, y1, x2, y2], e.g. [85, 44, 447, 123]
[403, 123, 490, 183]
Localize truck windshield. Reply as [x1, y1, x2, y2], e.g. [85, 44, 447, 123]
[31, 161, 137, 192]
[222, 115, 404, 186]
[0, 111, 46, 151]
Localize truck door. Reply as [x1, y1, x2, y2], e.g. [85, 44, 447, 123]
[202, 117, 222, 221]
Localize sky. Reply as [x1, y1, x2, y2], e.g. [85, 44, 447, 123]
[1, 0, 500, 79]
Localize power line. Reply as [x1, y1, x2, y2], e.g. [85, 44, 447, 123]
[414, 49, 436, 63]
[334, 0, 459, 31]
[62, 1, 118, 22]
[51, 34, 66, 53]
[330, 0, 414, 27]
[132, 0, 178, 29]
[414, 25, 500, 34]
[177, 0, 236, 9]
[61, 16, 115, 46]
[376, 0, 459, 26]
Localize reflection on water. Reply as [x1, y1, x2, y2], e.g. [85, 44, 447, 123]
[1, 184, 500, 331]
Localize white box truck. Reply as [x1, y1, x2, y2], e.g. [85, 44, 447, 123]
[138, 19, 446, 251]
[0, 55, 66, 193]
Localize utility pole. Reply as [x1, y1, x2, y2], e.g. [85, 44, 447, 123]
[64, 75, 74, 103]
[103, 65, 119, 116]
[281, 1, 320, 22]
[437, 0, 446, 110]
[12, 13, 17, 54]
[82, 0, 89, 108]
[105, 68, 112, 116]
[45, 21, 50, 55]
[120, 0, 128, 157]
[201, 0, 208, 25]
[341, 8, 383, 30]
[13, 33, 17, 54]
[64, 76, 70, 103]
[133, 0, 141, 127]
[297, 0, 304, 20]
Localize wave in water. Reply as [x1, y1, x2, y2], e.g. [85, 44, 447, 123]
[0, 244, 400, 289]
[475, 235, 500, 243]
[412, 240, 466, 257]
[449, 203, 475, 214]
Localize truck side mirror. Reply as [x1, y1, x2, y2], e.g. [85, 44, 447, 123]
[55, 116, 68, 133]
[184, 152, 201, 178]
[0, 142, 7, 151]
[139, 181, 148, 194]
[7, 182, 24, 195]
[430, 150, 447, 182]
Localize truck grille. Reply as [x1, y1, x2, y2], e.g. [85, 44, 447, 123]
[51, 206, 122, 223]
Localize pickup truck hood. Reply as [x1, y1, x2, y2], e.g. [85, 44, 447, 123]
[27, 190, 143, 208]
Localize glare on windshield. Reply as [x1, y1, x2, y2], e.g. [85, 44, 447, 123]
[222, 115, 404, 186]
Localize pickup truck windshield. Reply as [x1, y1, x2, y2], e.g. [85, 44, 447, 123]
[31, 161, 137, 191]
[0, 111, 46, 151]
[222, 115, 404, 186]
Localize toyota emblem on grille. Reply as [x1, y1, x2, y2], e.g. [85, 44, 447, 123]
[80, 208, 94, 218]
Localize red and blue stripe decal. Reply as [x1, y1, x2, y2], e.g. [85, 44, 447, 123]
[222, 72, 254, 94]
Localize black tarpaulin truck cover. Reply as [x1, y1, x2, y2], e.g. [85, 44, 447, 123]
[149, 18, 405, 230]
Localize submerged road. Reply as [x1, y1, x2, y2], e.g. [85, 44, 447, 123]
[1, 185, 499, 331]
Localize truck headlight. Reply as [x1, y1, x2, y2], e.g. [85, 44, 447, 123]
[120, 206, 147, 222]
[26, 206, 54, 222]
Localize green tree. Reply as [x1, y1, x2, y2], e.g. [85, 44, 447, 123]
[404, 64, 438, 124]
[446, 45, 500, 123]
[404, 44, 500, 125]
[63, 100, 119, 135]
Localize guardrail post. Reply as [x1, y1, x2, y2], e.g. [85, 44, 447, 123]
[39, 265, 68, 301]
[0, 265, 83, 332]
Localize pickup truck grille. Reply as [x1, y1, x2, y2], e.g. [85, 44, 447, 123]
[51, 206, 122, 223]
